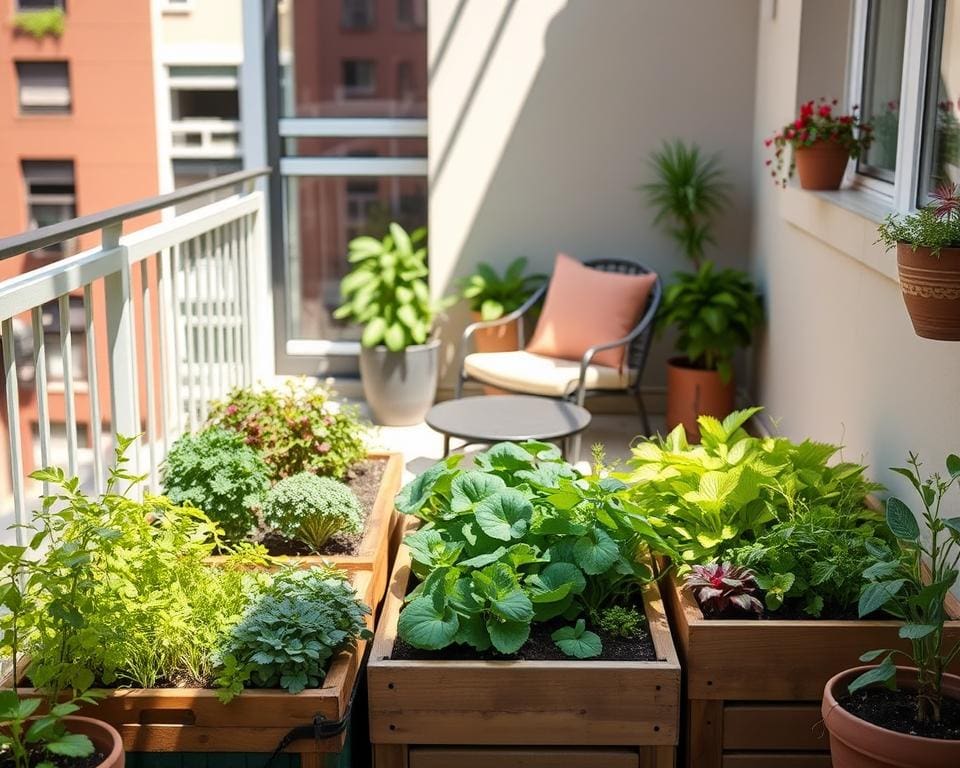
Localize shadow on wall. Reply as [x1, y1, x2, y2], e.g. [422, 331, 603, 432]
[429, 0, 761, 394]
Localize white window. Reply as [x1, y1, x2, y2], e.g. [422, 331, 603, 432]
[918, 0, 960, 201]
[16, 61, 70, 114]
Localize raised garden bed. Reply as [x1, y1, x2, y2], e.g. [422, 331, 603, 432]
[206, 450, 403, 611]
[662, 567, 960, 768]
[10, 571, 375, 765]
[366, 526, 681, 767]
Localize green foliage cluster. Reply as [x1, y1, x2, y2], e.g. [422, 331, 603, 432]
[627, 408, 886, 617]
[13, 9, 65, 40]
[214, 567, 372, 702]
[394, 442, 669, 658]
[877, 206, 960, 257]
[598, 605, 645, 639]
[161, 427, 270, 541]
[850, 453, 960, 726]
[263, 473, 363, 553]
[658, 263, 764, 383]
[207, 378, 368, 481]
[335, 223, 455, 351]
[460, 257, 545, 321]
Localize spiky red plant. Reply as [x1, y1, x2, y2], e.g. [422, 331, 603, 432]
[932, 182, 960, 221]
[686, 562, 763, 616]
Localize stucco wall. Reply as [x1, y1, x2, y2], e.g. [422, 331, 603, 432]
[428, 0, 761, 399]
[751, 3, 960, 504]
[160, 0, 243, 63]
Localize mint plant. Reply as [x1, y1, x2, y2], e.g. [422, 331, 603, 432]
[395, 442, 668, 658]
[850, 453, 960, 725]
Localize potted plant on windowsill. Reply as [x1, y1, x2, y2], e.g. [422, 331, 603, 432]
[766, 98, 873, 190]
[822, 453, 960, 767]
[877, 182, 960, 340]
[643, 141, 763, 442]
[335, 223, 455, 425]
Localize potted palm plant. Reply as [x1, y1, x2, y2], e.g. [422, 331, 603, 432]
[766, 98, 873, 190]
[822, 453, 960, 767]
[877, 182, 960, 341]
[643, 140, 763, 442]
[335, 223, 455, 425]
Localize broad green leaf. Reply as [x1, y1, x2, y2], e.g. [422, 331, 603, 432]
[551, 619, 602, 659]
[397, 596, 459, 650]
[459, 547, 507, 569]
[899, 624, 937, 640]
[474, 490, 533, 541]
[573, 529, 619, 575]
[476, 442, 535, 471]
[453, 613, 491, 651]
[384, 322, 407, 352]
[486, 618, 530, 654]
[451, 471, 507, 512]
[862, 560, 900, 580]
[361, 316, 387, 348]
[886, 497, 919, 541]
[490, 589, 534, 623]
[859, 649, 889, 662]
[44, 732, 95, 758]
[396, 462, 448, 514]
[16, 697, 42, 719]
[858, 579, 906, 618]
[947, 454, 960, 479]
[848, 655, 896, 694]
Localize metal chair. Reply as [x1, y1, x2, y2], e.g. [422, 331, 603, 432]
[454, 258, 662, 448]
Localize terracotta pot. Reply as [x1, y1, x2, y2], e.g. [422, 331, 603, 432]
[896, 243, 960, 340]
[62, 716, 125, 767]
[471, 311, 520, 395]
[823, 666, 960, 768]
[665, 358, 735, 443]
[794, 141, 850, 190]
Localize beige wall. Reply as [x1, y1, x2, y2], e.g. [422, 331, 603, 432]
[428, 0, 760, 397]
[750, 3, 960, 508]
[160, 0, 243, 63]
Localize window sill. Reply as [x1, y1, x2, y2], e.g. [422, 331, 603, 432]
[779, 185, 899, 284]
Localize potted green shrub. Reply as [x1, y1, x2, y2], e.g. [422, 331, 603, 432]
[877, 183, 960, 340]
[766, 98, 873, 190]
[643, 141, 763, 441]
[335, 223, 454, 425]
[822, 453, 960, 767]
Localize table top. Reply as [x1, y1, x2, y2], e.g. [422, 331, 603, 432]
[425, 395, 592, 442]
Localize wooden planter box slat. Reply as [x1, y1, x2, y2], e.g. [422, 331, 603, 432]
[368, 523, 681, 766]
[407, 747, 655, 768]
[14, 570, 373, 756]
[665, 569, 960, 767]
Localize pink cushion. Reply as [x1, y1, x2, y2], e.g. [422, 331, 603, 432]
[526, 253, 656, 369]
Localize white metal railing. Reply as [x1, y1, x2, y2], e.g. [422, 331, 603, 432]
[0, 169, 270, 540]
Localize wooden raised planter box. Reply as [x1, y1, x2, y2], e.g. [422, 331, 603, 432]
[206, 450, 404, 612]
[663, 569, 960, 768]
[367, 528, 681, 768]
[12, 571, 375, 767]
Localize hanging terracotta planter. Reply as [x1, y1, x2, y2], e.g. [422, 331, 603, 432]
[794, 140, 850, 190]
[896, 243, 960, 340]
[665, 358, 735, 443]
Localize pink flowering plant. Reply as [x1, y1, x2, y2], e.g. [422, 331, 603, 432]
[765, 98, 873, 187]
[207, 378, 368, 480]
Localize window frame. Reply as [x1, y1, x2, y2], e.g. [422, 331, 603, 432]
[15, 60, 72, 116]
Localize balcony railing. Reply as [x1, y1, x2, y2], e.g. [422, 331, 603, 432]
[0, 168, 271, 541]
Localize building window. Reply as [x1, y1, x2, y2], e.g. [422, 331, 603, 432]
[22, 160, 76, 256]
[342, 0, 374, 29]
[919, 0, 960, 201]
[168, 65, 241, 161]
[16, 61, 71, 115]
[341, 59, 376, 98]
[396, 0, 426, 29]
[16, 0, 65, 9]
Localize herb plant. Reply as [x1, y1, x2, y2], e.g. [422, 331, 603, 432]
[460, 257, 546, 321]
[394, 442, 669, 658]
[766, 98, 873, 186]
[334, 223, 455, 351]
[849, 453, 960, 725]
[263, 473, 364, 553]
[207, 378, 368, 480]
[686, 562, 762, 617]
[598, 606, 645, 639]
[877, 181, 960, 257]
[214, 566, 372, 702]
[161, 427, 271, 541]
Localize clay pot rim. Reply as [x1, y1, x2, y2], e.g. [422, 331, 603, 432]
[795, 139, 851, 152]
[823, 665, 960, 746]
[361, 338, 441, 354]
[895, 241, 960, 256]
[666, 356, 721, 372]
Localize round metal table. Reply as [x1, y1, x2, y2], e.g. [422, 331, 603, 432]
[425, 395, 592, 460]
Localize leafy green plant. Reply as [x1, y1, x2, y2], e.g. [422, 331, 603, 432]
[161, 427, 271, 541]
[642, 140, 729, 268]
[13, 9, 65, 40]
[394, 442, 670, 658]
[460, 257, 546, 321]
[598, 606, 644, 639]
[685, 562, 762, 616]
[877, 182, 960, 257]
[849, 453, 960, 725]
[214, 566, 372, 702]
[207, 378, 368, 481]
[334, 223, 455, 351]
[658, 262, 764, 382]
[626, 408, 882, 571]
[263, 473, 363, 552]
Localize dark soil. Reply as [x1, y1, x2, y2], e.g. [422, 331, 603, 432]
[0, 751, 108, 767]
[391, 615, 657, 662]
[838, 688, 960, 740]
[257, 457, 386, 557]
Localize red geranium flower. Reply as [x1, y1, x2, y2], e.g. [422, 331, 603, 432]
[819, 104, 832, 117]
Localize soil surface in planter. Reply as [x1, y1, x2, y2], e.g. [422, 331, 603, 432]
[0, 751, 108, 768]
[259, 457, 386, 557]
[703, 604, 865, 621]
[392, 614, 657, 662]
[838, 688, 960, 740]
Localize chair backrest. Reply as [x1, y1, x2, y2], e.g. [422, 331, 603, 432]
[582, 258, 662, 372]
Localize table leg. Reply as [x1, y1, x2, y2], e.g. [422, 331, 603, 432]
[442, 433, 451, 457]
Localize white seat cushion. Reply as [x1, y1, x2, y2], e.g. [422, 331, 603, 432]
[464, 350, 635, 397]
